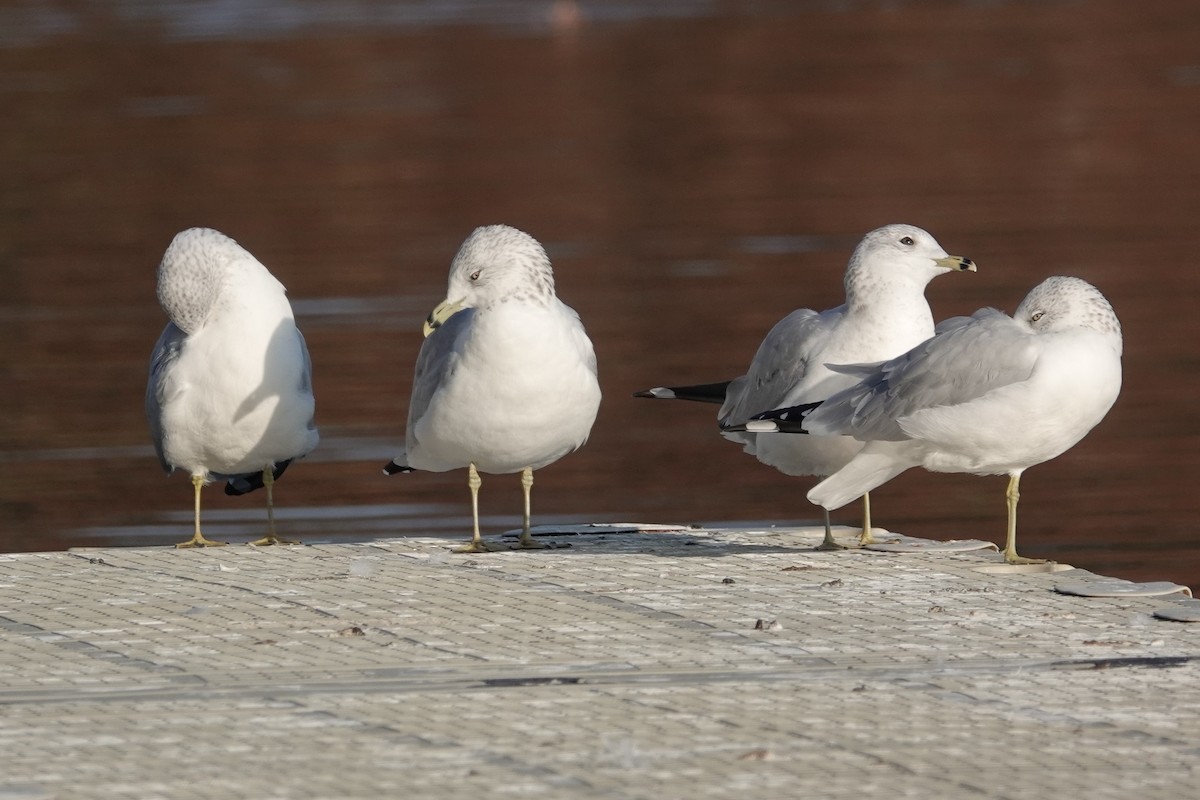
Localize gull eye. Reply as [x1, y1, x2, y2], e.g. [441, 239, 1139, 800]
[1031, 311, 1045, 322]
[899, 236, 914, 246]
[469, 270, 481, 282]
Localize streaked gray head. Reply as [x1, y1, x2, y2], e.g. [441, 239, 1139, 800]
[446, 225, 556, 307]
[156, 227, 246, 334]
[846, 223, 975, 293]
[1015, 276, 1122, 346]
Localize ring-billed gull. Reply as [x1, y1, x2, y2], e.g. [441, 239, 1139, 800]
[146, 227, 319, 548]
[732, 276, 1122, 564]
[635, 224, 975, 549]
[384, 225, 601, 553]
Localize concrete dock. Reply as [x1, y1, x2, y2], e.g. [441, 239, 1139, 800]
[1, 524, 1198, 799]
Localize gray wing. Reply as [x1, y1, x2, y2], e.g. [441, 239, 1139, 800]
[296, 327, 317, 433]
[807, 308, 1038, 441]
[719, 307, 835, 425]
[146, 322, 186, 473]
[933, 314, 975, 335]
[405, 307, 475, 441]
[296, 327, 314, 396]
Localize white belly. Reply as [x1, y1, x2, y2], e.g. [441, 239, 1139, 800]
[407, 302, 601, 474]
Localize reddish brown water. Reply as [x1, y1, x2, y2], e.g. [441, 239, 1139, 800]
[3, 1, 1199, 588]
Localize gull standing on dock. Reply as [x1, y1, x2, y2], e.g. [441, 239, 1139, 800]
[385, 225, 601, 552]
[146, 227, 319, 548]
[734, 276, 1122, 564]
[636, 224, 975, 549]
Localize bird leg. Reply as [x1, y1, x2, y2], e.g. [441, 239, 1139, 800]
[815, 507, 847, 551]
[858, 491, 877, 546]
[1003, 472, 1044, 564]
[175, 474, 227, 548]
[250, 467, 300, 546]
[517, 467, 546, 549]
[455, 463, 497, 553]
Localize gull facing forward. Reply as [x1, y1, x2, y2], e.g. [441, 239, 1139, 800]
[385, 225, 601, 552]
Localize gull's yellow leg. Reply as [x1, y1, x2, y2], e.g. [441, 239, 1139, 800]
[815, 507, 847, 551]
[250, 468, 300, 546]
[858, 491, 877, 546]
[1003, 471, 1044, 564]
[517, 467, 546, 549]
[176, 474, 227, 548]
[455, 463, 496, 553]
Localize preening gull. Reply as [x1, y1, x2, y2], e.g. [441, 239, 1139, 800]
[734, 276, 1122, 564]
[146, 227, 319, 548]
[385, 225, 601, 552]
[636, 224, 975, 548]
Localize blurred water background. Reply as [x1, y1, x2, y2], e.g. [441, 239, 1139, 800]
[2, 0, 1199, 588]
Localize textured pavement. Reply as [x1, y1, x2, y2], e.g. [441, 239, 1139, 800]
[1, 524, 1198, 799]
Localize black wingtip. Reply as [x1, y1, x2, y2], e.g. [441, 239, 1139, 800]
[224, 476, 256, 496]
[751, 402, 820, 422]
[224, 460, 293, 496]
[740, 402, 821, 434]
[382, 460, 415, 476]
[633, 381, 731, 404]
[719, 402, 823, 435]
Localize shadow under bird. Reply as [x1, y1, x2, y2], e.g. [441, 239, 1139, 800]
[728, 276, 1123, 564]
[384, 225, 601, 552]
[146, 227, 319, 548]
[635, 224, 975, 549]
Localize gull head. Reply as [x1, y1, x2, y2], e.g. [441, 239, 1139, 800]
[1015, 276, 1123, 350]
[156, 227, 248, 335]
[850, 223, 976, 288]
[424, 225, 557, 337]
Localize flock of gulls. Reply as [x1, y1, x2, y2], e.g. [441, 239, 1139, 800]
[146, 223, 1123, 563]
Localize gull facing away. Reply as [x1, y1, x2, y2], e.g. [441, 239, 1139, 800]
[384, 225, 601, 553]
[146, 227, 319, 548]
[733, 276, 1122, 564]
[635, 224, 975, 549]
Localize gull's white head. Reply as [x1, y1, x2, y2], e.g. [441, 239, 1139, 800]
[1015, 276, 1123, 352]
[424, 225, 556, 336]
[848, 223, 976, 290]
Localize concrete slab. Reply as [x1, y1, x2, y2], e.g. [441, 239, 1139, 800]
[1, 525, 1197, 798]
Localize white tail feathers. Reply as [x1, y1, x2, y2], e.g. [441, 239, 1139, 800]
[807, 444, 915, 511]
